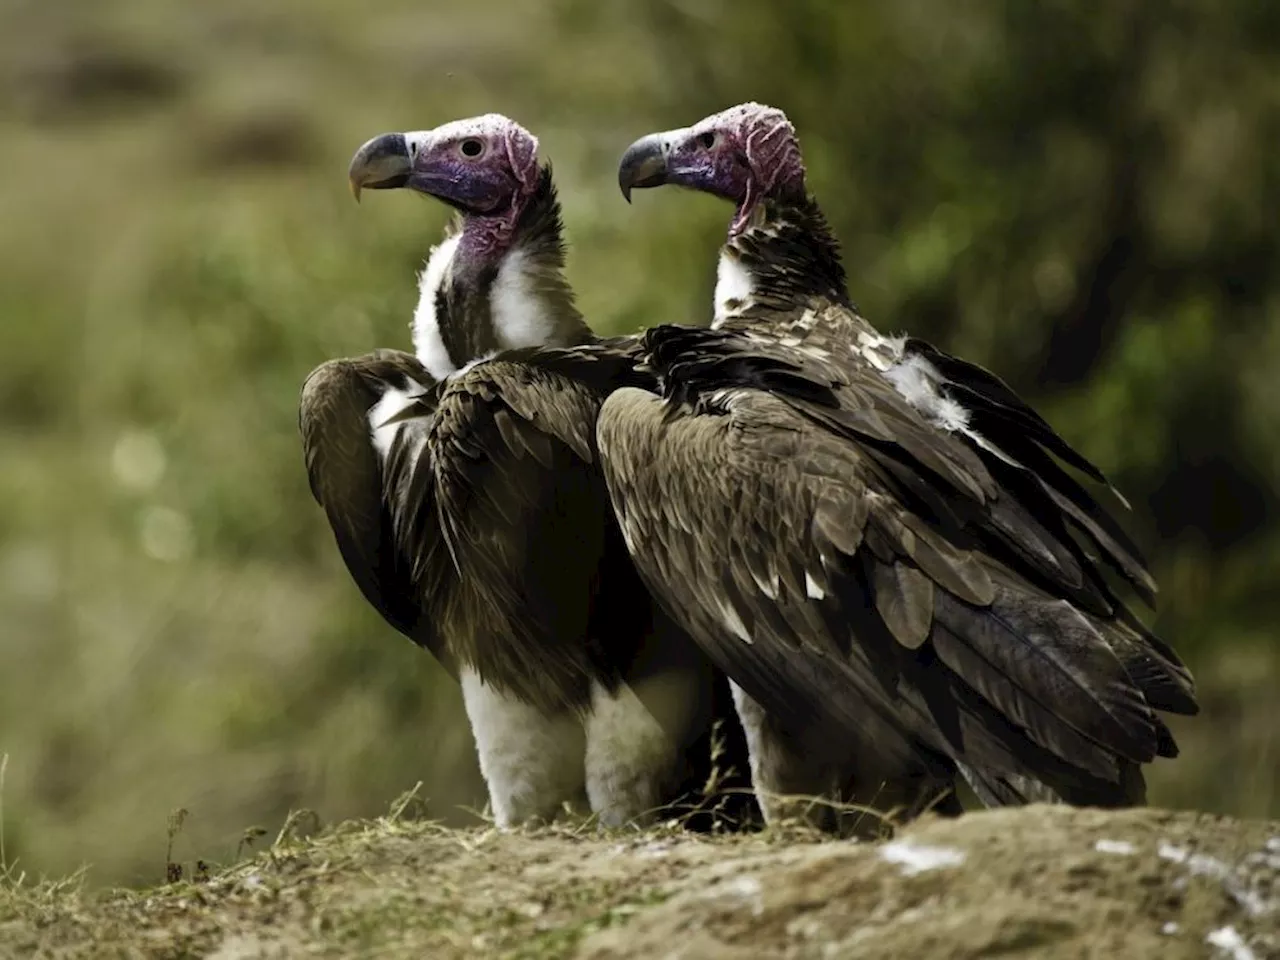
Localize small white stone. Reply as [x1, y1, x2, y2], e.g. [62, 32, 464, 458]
[1206, 925, 1256, 960]
[726, 875, 764, 916]
[1094, 839, 1136, 856]
[880, 840, 966, 875]
[1158, 842, 1189, 864]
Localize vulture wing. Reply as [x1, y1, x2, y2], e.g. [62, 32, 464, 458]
[598, 378, 956, 790]
[299, 349, 453, 671]
[901, 337, 1160, 609]
[599, 323, 1194, 805]
[422, 338, 675, 714]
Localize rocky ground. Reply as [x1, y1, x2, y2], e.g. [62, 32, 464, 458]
[1, 803, 1276, 959]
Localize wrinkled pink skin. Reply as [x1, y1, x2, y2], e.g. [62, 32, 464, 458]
[404, 115, 542, 271]
[653, 102, 809, 235]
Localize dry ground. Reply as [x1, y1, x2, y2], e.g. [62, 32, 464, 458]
[1, 804, 1276, 959]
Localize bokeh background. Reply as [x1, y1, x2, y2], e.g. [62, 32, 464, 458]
[2, 0, 1277, 886]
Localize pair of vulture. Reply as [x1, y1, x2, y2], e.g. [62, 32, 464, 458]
[300, 104, 1197, 833]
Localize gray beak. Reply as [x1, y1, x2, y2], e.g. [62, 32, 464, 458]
[617, 134, 670, 203]
[347, 132, 412, 202]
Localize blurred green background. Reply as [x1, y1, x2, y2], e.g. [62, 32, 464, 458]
[1, 0, 1277, 887]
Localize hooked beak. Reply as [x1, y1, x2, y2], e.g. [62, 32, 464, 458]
[617, 134, 671, 203]
[347, 132, 412, 203]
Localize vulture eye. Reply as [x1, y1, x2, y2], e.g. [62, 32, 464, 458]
[697, 131, 717, 149]
[460, 138, 485, 158]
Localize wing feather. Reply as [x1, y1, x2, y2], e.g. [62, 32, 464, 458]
[299, 351, 453, 672]
[873, 561, 934, 650]
[424, 346, 656, 711]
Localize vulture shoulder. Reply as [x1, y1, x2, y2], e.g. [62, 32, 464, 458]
[298, 349, 452, 670]
[599, 323, 1195, 805]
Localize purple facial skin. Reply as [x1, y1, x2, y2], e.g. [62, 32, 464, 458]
[617, 102, 807, 235]
[348, 114, 542, 265]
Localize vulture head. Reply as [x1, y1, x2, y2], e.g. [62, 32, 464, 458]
[348, 114, 541, 227]
[617, 102, 806, 235]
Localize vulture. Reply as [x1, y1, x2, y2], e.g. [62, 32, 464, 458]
[605, 102, 1198, 826]
[300, 114, 752, 829]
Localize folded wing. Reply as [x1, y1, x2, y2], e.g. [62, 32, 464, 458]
[598, 324, 1196, 806]
[299, 349, 452, 669]
[421, 340, 655, 712]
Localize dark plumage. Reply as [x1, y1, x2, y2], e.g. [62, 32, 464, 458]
[605, 103, 1195, 823]
[300, 349, 446, 664]
[301, 115, 754, 829]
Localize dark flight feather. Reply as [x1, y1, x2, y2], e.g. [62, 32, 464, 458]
[299, 351, 455, 674]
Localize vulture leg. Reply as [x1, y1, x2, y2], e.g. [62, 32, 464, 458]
[732, 691, 960, 836]
[587, 614, 752, 828]
[584, 678, 684, 827]
[459, 669, 587, 826]
[729, 682, 847, 832]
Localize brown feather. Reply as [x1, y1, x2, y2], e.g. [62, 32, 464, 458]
[873, 561, 934, 649]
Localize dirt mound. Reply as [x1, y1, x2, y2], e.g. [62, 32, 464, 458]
[583, 806, 1279, 960]
[1, 805, 1275, 958]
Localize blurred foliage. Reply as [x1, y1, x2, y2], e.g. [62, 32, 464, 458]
[0, 0, 1276, 885]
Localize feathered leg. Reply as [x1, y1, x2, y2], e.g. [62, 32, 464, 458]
[459, 668, 587, 826]
[584, 677, 686, 827]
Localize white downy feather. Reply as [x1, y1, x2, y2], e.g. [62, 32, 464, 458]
[459, 668, 586, 827]
[712, 251, 755, 328]
[412, 234, 462, 380]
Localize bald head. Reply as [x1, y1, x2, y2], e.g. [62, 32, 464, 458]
[617, 102, 806, 234]
[348, 113, 541, 217]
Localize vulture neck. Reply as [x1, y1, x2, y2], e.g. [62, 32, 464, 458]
[712, 194, 850, 329]
[411, 167, 592, 381]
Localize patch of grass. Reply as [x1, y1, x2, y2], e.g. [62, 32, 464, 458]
[2, 804, 1277, 959]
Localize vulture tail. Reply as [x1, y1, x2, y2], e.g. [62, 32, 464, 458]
[1107, 630, 1198, 721]
[926, 581, 1167, 776]
[907, 643, 1149, 808]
